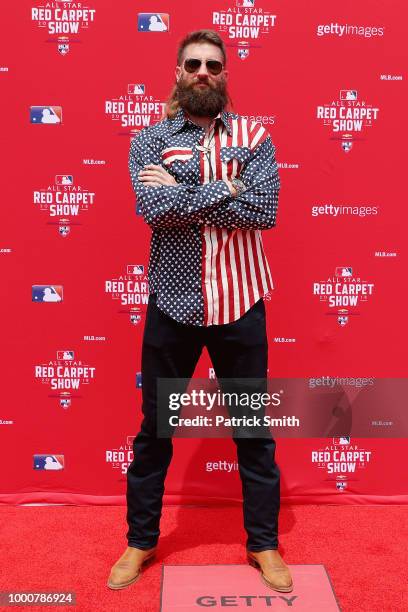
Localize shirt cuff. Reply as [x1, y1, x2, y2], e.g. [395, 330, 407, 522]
[201, 179, 231, 204]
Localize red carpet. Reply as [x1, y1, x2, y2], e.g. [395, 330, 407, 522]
[1, 504, 407, 611]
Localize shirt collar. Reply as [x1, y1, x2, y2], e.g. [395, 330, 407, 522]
[169, 107, 232, 135]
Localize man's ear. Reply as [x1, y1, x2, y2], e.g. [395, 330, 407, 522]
[175, 65, 181, 82]
[223, 69, 229, 81]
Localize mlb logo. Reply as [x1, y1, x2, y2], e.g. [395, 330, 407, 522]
[335, 266, 352, 277]
[60, 397, 71, 409]
[58, 36, 69, 55]
[237, 41, 250, 60]
[340, 90, 358, 101]
[55, 175, 73, 185]
[238, 48, 249, 60]
[136, 372, 142, 388]
[333, 436, 350, 445]
[236, 0, 255, 6]
[58, 218, 71, 237]
[30, 106, 62, 124]
[58, 44, 69, 55]
[57, 350, 74, 360]
[32, 285, 63, 303]
[128, 84, 145, 95]
[338, 315, 348, 326]
[33, 454, 64, 470]
[336, 481, 347, 491]
[340, 132, 354, 153]
[127, 264, 144, 275]
[137, 13, 169, 32]
[130, 312, 141, 325]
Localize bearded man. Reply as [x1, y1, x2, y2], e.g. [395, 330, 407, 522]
[107, 29, 293, 594]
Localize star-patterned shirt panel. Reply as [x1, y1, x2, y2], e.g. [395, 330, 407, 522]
[128, 108, 280, 326]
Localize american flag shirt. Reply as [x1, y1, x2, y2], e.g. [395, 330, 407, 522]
[129, 107, 280, 326]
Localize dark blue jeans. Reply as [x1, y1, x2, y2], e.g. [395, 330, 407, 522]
[126, 293, 280, 552]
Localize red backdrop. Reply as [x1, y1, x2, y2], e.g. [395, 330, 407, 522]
[1, 1, 407, 505]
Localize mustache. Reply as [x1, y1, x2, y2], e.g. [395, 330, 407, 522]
[183, 78, 215, 89]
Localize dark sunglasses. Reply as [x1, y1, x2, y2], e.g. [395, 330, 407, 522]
[183, 58, 224, 76]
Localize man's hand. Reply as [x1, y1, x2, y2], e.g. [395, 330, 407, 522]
[138, 164, 178, 188]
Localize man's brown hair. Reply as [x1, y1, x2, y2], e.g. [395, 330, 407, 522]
[164, 29, 228, 119]
[176, 29, 227, 66]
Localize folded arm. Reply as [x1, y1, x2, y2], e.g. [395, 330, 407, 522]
[129, 129, 231, 229]
[201, 133, 280, 231]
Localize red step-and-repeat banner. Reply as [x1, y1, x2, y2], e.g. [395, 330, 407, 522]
[1, 1, 407, 505]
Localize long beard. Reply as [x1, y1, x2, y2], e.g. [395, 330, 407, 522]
[176, 75, 228, 118]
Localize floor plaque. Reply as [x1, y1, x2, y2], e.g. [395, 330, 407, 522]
[160, 564, 339, 611]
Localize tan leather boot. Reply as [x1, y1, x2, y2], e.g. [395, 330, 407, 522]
[107, 546, 157, 590]
[247, 550, 293, 593]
